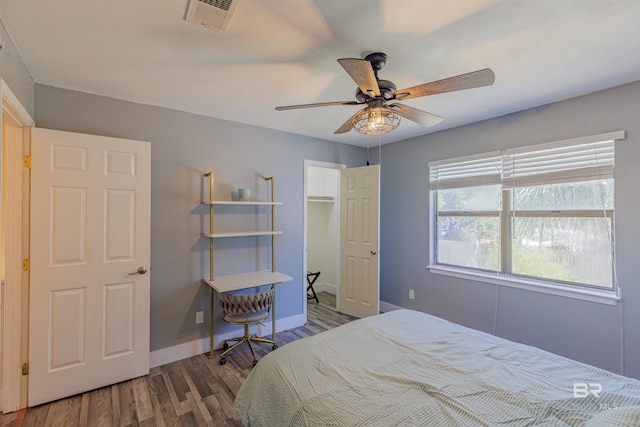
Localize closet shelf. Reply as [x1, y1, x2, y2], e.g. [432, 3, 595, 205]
[204, 200, 283, 206]
[203, 231, 283, 238]
[307, 196, 336, 203]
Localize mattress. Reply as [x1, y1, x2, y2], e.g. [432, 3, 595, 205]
[234, 309, 640, 426]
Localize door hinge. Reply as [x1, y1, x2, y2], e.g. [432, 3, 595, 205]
[23, 155, 32, 168]
[22, 362, 29, 375]
[22, 259, 30, 271]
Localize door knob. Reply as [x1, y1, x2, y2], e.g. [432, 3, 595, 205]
[129, 266, 147, 275]
[370, 249, 378, 255]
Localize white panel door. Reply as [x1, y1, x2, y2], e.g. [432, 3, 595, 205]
[339, 165, 380, 318]
[28, 128, 150, 406]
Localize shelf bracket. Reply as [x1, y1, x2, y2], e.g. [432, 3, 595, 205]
[264, 176, 276, 272]
[204, 171, 216, 359]
[204, 171, 215, 281]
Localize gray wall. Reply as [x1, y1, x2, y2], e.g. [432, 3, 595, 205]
[0, 19, 34, 116]
[380, 81, 640, 378]
[29, 77, 640, 379]
[33, 84, 366, 352]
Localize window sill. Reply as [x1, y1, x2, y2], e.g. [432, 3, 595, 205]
[427, 265, 621, 306]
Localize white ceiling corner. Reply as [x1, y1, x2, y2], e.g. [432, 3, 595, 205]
[1, 0, 638, 147]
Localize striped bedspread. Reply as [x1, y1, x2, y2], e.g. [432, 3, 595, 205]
[234, 309, 640, 426]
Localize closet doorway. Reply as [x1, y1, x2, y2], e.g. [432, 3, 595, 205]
[303, 161, 343, 317]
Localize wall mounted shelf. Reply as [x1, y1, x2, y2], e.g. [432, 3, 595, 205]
[201, 171, 292, 360]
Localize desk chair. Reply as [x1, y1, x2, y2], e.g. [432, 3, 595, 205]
[306, 271, 320, 304]
[218, 288, 276, 367]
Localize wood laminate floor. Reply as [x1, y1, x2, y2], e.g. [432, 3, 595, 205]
[1, 292, 354, 427]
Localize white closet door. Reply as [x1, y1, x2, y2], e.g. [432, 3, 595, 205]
[339, 165, 380, 318]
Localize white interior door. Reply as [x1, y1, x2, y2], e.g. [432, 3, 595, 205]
[28, 128, 151, 406]
[339, 165, 380, 318]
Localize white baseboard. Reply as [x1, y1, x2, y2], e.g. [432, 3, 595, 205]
[313, 287, 400, 311]
[150, 303, 404, 368]
[149, 313, 306, 368]
[380, 300, 404, 313]
[314, 282, 336, 295]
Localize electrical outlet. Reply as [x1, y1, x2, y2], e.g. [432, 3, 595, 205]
[196, 311, 204, 324]
[409, 289, 415, 300]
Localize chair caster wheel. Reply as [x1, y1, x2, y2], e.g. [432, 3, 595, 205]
[272, 344, 278, 350]
[219, 357, 227, 365]
[252, 360, 258, 367]
[222, 342, 229, 350]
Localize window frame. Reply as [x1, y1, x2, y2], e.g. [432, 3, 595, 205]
[428, 131, 625, 305]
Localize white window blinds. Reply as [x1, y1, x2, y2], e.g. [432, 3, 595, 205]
[502, 140, 614, 189]
[429, 153, 501, 190]
[429, 131, 624, 191]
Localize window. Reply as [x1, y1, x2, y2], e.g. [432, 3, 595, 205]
[429, 131, 624, 292]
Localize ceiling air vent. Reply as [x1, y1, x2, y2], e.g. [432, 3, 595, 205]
[185, 0, 240, 31]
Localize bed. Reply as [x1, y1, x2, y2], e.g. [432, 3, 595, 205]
[234, 309, 640, 426]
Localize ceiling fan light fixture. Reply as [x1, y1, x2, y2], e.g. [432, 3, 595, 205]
[275, 52, 495, 137]
[353, 105, 400, 136]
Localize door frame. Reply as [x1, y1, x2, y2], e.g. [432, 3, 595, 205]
[302, 160, 344, 322]
[1, 79, 34, 412]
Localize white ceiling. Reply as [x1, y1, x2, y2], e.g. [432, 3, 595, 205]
[1, 0, 639, 147]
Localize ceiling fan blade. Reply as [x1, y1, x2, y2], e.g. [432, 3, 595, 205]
[394, 68, 495, 100]
[334, 110, 362, 134]
[389, 103, 444, 128]
[338, 58, 381, 97]
[275, 100, 361, 111]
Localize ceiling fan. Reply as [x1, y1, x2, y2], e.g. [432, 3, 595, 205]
[275, 52, 495, 136]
